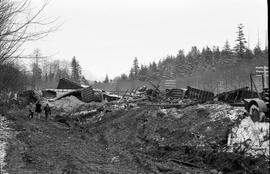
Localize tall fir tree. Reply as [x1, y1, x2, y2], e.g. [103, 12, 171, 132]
[71, 56, 81, 83]
[222, 40, 232, 55]
[253, 43, 262, 56]
[174, 50, 188, 77]
[234, 24, 247, 59]
[104, 74, 109, 83]
[138, 64, 148, 81]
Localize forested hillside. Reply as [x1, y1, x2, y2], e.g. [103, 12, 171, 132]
[109, 24, 268, 92]
[119, 24, 268, 81]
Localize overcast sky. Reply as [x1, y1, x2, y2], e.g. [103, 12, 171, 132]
[23, 0, 268, 81]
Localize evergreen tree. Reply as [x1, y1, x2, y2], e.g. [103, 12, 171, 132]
[220, 40, 236, 66]
[253, 44, 262, 56]
[129, 68, 134, 80]
[104, 74, 109, 83]
[234, 24, 247, 58]
[222, 40, 232, 56]
[71, 56, 81, 82]
[120, 73, 128, 80]
[186, 46, 200, 73]
[149, 62, 159, 79]
[201, 46, 213, 65]
[81, 76, 90, 85]
[244, 48, 254, 59]
[212, 46, 221, 66]
[133, 57, 139, 76]
[138, 64, 148, 81]
[174, 50, 188, 77]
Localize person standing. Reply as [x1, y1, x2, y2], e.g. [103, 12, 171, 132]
[35, 101, 42, 119]
[44, 103, 51, 121]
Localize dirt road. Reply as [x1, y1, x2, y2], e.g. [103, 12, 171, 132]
[3, 106, 269, 174]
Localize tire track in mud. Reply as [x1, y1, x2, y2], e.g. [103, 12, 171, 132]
[83, 107, 150, 173]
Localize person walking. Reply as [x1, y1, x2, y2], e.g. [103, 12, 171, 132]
[28, 103, 34, 119]
[35, 101, 42, 119]
[44, 103, 51, 121]
[28, 108, 34, 119]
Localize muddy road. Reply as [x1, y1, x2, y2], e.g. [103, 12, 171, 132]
[2, 106, 269, 174]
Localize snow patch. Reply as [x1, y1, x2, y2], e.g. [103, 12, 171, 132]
[228, 117, 269, 156]
[198, 104, 245, 121]
[0, 115, 10, 174]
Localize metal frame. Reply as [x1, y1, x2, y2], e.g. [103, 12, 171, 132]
[250, 73, 263, 99]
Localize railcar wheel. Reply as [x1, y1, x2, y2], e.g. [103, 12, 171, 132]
[249, 104, 260, 122]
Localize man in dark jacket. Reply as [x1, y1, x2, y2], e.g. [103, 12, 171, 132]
[44, 103, 51, 121]
[28, 102, 34, 119]
[35, 101, 42, 119]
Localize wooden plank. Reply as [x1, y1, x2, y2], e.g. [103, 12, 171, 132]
[256, 66, 268, 69]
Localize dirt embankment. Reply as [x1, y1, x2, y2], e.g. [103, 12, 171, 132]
[3, 105, 270, 174]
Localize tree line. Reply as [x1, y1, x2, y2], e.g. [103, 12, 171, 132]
[31, 52, 89, 89]
[0, 0, 268, 92]
[115, 24, 268, 82]
[0, 50, 89, 91]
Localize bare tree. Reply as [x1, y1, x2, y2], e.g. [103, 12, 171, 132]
[0, 0, 56, 64]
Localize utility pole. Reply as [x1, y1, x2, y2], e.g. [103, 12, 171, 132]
[18, 53, 48, 90]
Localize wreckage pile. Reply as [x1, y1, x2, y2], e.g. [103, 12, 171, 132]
[84, 104, 268, 173]
[20, 84, 269, 159]
[3, 81, 268, 173]
[44, 85, 269, 155]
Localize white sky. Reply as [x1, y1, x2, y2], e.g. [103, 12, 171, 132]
[23, 0, 268, 81]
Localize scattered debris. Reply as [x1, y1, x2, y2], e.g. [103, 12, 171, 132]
[228, 117, 269, 156]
